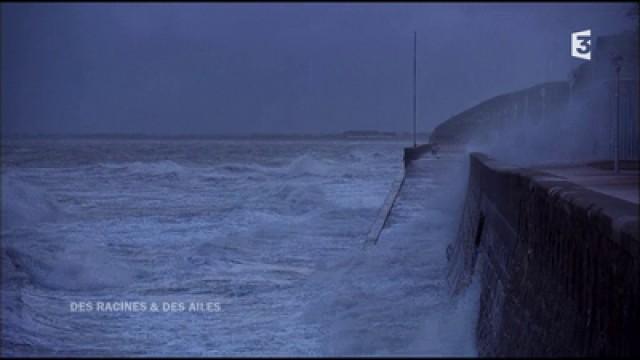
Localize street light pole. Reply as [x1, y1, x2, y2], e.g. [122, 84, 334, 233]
[613, 56, 623, 173]
[413, 31, 417, 148]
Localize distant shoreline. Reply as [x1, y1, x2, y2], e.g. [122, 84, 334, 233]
[2, 132, 432, 141]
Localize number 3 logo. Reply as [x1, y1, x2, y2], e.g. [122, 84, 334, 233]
[576, 36, 591, 54]
[572, 29, 592, 60]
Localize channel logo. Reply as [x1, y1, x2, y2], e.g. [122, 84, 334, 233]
[571, 29, 592, 60]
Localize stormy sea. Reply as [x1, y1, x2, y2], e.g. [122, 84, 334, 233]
[1, 138, 477, 356]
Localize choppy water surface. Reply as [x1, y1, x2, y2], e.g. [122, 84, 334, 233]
[1, 138, 475, 356]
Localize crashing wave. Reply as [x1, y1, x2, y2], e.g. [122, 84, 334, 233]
[3, 245, 137, 292]
[95, 160, 187, 177]
[1, 174, 61, 228]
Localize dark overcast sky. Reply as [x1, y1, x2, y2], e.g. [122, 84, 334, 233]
[1, 2, 635, 135]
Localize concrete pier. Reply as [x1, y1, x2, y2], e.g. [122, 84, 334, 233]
[366, 147, 467, 246]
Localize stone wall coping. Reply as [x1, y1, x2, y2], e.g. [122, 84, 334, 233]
[470, 152, 639, 256]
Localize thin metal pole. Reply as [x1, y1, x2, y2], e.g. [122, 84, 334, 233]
[615, 66, 621, 173]
[413, 31, 417, 148]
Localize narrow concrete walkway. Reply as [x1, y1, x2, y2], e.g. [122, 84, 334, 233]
[380, 150, 467, 239]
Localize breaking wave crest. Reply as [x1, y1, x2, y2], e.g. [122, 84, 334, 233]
[281, 154, 338, 177]
[1, 174, 62, 228]
[93, 154, 347, 180]
[212, 154, 347, 178]
[4, 245, 137, 292]
[256, 182, 328, 215]
[95, 160, 187, 178]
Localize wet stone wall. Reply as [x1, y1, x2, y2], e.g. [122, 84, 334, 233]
[447, 153, 639, 357]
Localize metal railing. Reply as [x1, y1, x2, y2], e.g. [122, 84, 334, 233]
[572, 78, 639, 163]
[610, 79, 639, 163]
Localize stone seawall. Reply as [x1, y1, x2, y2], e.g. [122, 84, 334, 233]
[447, 153, 639, 356]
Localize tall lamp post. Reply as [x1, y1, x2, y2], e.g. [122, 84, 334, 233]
[612, 55, 623, 173]
[413, 31, 417, 148]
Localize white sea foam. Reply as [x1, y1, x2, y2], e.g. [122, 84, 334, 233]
[282, 154, 338, 177]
